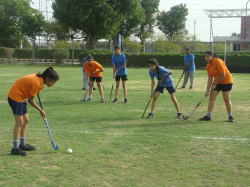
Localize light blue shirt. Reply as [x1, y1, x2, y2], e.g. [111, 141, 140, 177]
[112, 53, 127, 75]
[149, 66, 173, 87]
[184, 53, 195, 71]
[82, 57, 87, 72]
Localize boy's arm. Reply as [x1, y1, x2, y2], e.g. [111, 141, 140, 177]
[28, 95, 46, 118]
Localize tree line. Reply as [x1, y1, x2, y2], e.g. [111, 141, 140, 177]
[0, 0, 189, 49]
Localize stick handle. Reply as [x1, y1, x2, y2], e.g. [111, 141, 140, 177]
[37, 93, 44, 110]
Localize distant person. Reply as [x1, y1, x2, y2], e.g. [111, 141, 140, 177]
[82, 53, 96, 90]
[180, 48, 195, 90]
[147, 58, 182, 119]
[111, 46, 128, 103]
[199, 50, 234, 122]
[84, 56, 105, 102]
[8, 67, 59, 156]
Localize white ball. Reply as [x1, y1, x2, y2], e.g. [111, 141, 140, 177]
[67, 148, 72, 154]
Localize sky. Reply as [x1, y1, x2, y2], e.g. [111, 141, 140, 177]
[30, 0, 249, 41]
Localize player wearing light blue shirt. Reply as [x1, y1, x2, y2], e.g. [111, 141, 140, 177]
[147, 58, 182, 119]
[111, 46, 128, 103]
[180, 48, 195, 90]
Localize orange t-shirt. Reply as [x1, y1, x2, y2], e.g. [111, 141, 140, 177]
[8, 74, 44, 102]
[84, 61, 103, 77]
[206, 58, 233, 84]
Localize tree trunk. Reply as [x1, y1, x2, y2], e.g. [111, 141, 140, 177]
[89, 35, 96, 50]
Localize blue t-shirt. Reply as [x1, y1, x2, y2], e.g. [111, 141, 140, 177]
[82, 57, 87, 72]
[112, 53, 127, 75]
[149, 66, 173, 87]
[184, 53, 195, 71]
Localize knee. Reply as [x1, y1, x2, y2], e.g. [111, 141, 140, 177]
[23, 118, 29, 125]
[224, 97, 230, 103]
[122, 85, 126, 89]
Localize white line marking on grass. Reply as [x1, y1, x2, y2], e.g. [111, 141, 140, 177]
[1, 126, 249, 141]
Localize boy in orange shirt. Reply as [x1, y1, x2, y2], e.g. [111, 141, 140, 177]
[84, 56, 105, 102]
[8, 67, 59, 156]
[199, 51, 234, 122]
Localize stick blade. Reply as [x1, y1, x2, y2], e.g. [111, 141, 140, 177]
[54, 146, 59, 150]
[182, 115, 189, 120]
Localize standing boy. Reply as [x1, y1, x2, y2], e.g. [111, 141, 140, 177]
[111, 46, 128, 103]
[180, 48, 195, 90]
[82, 53, 96, 90]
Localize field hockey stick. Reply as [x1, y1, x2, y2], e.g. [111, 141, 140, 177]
[141, 83, 159, 119]
[81, 73, 94, 102]
[109, 73, 116, 103]
[182, 96, 206, 120]
[175, 71, 185, 88]
[37, 93, 58, 150]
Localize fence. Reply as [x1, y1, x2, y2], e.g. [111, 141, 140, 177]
[1, 38, 250, 64]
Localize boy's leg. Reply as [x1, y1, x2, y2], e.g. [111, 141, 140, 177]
[208, 89, 220, 113]
[122, 80, 127, 99]
[88, 81, 94, 97]
[182, 71, 189, 87]
[115, 81, 120, 99]
[13, 115, 24, 140]
[97, 82, 104, 98]
[150, 92, 161, 113]
[189, 71, 195, 88]
[83, 72, 88, 89]
[170, 92, 180, 113]
[222, 91, 232, 114]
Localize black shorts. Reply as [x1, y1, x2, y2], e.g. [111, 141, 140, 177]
[155, 85, 176, 94]
[115, 75, 128, 81]
[213, 83, 233, 92]
[90, 77, 102, 82]
[8, 97, 28, 115]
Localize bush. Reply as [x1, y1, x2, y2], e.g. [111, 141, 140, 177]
[0, 47, 5, 57]
[14, 49, 32, 58]
[50, 49, 69, 63]
[35, 49, 51, 59]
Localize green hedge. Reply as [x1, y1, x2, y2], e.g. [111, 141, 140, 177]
[0, 47, 5, 58]
[78, 52, 250, 68]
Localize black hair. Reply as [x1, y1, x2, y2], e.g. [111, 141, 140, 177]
[37, 67, 59, 81]
[148, 58, 160, 79]
[186, 47, 191, 51]
[205, 50, 218, 58]
[86, 53, 91, 56]
[114, 46, 120, 50]
[87, 55, 94, 60]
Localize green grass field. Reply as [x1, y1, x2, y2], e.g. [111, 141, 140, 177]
[0, 63, 250, 186]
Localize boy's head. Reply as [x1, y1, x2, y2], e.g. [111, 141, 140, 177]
[86, 53, 91, 57]
[186, 48, 191, 55]
[114, 46, 121, 56]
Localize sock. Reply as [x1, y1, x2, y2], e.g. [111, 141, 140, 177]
[178, 112, 181, 114]
[228, 113, 233, 117]
[151, 112, 154, 114]
[13, 139, 19, 150]
[89, 96, 92, 99]
[101, 97, 104, 99]
[20, 136, 26, 146]
[207, 112, 212, 118]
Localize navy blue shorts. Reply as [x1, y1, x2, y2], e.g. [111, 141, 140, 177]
[213, 83, 233, 92]
[90, 77, 102, 82]
[115, 75, 128, 81]
[155, 85, 176, 94]
[8, 97, 28, 115]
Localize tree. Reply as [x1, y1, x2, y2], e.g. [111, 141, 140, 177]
[22, 10, 47, 43]
[0, 0, 33, 47]
[52, 0, 123, 49]
[135, 0, 160, 44]
[231, 32, 241, 36]
[157, 4, 188, 41]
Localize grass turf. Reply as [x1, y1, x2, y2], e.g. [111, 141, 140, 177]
[0, 63, 250, 186]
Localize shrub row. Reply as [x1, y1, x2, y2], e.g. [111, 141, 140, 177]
[0, 47, 5, 57]
[78, 53, 250, 67]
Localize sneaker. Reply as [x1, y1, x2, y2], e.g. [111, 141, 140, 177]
[112, 98, 118, 103]
[101, 98, 105, 103]
[189, 87, 193, 90]
[124, 98, 128, 103]
[199, 115, 211, 121]
[177, 113, 182, 119]
[87, 97, 92, 101]
[82, 87, 86, 90]
[180, 86, 185, 89]
[11, 148, 27, 156]
[93, 87, 96, 90]
[229, 116, 234, 122]
[19, 143, 37, 151]
[147, 112, 154, 118]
